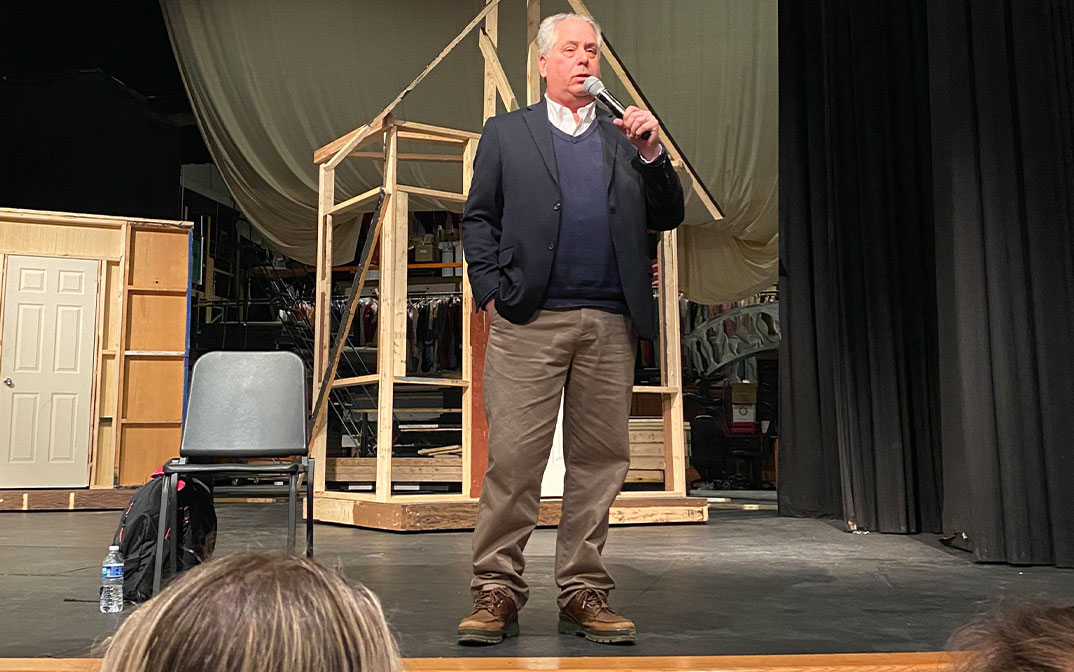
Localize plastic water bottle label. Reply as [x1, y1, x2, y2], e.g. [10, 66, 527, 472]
[102, 564, 123, 579]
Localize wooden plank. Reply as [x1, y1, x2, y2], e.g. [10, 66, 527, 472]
[396, 185, 469, 204]
[625, 469, 665, 483]
[332, 374, 379, 389]
[316, 114, 389, 168]
[118, 425, 182, 485]
[326, 457, 463, 482]
[482, 1, 499, 118]
[526, 0, 541, 105]
[125, 293, 186, 351]
[0, 219, 121, 259]
[375, 128, 402, 502]
[112, 225, 133, 486]
[478, 29, 520, 112]
[564, 0, 722, 222]
[397, 131, 467, 147]
[661, 230, 686, 496]
[392, 121, 483, 142]
[86, 260, 107, 488]
[311, 164, 335, 493]
[327, 186, 383, 218]
[394, 377, 468, 388]
[0, 489, 133, 512]
[633, 385, 677, 394]
[353, 151, 463, 162]
[461, 138, 477, 500]
[314, 0, 501, 165]
[121, 358, 185, 422]
[127, 228, 189, 290]
[0, 207, 192, 230]
[314, 496, 706, 531]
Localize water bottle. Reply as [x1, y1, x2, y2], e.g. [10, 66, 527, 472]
[100, 545, 124, 613]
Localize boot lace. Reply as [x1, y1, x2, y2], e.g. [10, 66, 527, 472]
[474, 587, 512, 614]
[578, 588, 610, 612]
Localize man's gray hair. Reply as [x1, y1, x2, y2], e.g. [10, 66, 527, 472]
[536, 13, 603, 57]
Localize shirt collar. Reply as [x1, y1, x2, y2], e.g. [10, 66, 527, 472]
[545, 95, 596, 135]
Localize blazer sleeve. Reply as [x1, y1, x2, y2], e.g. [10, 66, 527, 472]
[461, 118, 505, 310]
[633, 150, 685, 232]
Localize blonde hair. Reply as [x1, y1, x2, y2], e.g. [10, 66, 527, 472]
[100, 554, 400, 672]
[948, 602, 1074, 672]
[537, 13, 602, 57]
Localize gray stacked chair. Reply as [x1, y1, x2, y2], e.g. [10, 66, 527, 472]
[152, 351, 313, 594]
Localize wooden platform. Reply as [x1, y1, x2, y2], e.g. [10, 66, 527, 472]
[0, 653, 958, 671]
[0, 489, 134, 511]
[313, 495, 709, 531]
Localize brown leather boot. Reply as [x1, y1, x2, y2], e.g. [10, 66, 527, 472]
[457, 586, 520, 645]
[558, 588, 636, 644]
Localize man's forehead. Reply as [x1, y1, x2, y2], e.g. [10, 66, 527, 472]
[555, 19, 597, 43]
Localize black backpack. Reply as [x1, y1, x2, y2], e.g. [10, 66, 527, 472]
[112, 473, 217, 602]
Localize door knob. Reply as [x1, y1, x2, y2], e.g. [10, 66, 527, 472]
[2, 378, 12, 388]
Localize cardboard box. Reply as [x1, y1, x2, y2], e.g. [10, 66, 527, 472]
[730, 382, 757, 404]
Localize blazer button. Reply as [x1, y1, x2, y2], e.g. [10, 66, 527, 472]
[547, 241, 556, 250]
[553, 202, 561, 211]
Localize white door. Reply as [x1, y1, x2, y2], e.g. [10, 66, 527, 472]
[0, 255, 99, 488]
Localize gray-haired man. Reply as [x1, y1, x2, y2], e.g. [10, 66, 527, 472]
[458, 12, 684, 645]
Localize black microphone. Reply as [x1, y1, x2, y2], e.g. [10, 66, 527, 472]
[584, 76, 650, 140]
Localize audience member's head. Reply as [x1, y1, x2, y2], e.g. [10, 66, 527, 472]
[949, 602, 1074, 672]
[101, 553, 399, 672]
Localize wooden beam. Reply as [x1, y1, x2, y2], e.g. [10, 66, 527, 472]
[478, 29, 519, 112]
[660, 230, 686, 496]
[565, 0, 723, 221]
[526, 0, 541, 105]
[482, 1, 499, 119]
[392, 121, 482, 141]
[397, 131, 467, 146]
[461, 137, 477, 500]
[318, 115, 390, 169]
[314, 0, 502, 166]
[0, 207, 193, 230]
[327, 187, 384, 218]
[396, 185, 469, 204]
[332, 374, 379, 389]
[352, 152, 463, 163]
[394, 377, 469, 388]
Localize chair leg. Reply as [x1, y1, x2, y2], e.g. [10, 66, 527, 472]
[287, 471, 297, 555]
[168, 473, 179, 577]
[306, 457, 315, 557]
[152, 476, 170, 596]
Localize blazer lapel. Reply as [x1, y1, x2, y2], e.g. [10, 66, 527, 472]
[524, 100, 558, 186]
[597, 114, 619, 193]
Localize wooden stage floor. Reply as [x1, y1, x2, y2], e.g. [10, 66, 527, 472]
[0, 653, 957, 672]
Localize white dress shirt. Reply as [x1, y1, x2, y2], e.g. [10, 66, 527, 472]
[545, 95, 597, 136]
[544, 95, 663, 162]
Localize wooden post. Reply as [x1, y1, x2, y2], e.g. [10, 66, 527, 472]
[660, 231, 686, 496]
[461, 138, 478, 497]
[375, 127, 401, 502]
[527, 0, 541, 105]
[312, 165, 334, 493]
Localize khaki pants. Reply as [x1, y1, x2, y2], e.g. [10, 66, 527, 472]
[471, 306, 637, 609]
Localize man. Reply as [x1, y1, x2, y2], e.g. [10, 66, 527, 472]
[458, 13, 684, 645]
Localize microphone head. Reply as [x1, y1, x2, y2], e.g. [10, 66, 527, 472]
[583, 76, 605, 97]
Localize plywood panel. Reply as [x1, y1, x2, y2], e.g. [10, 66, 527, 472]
[99, 354, 118, 416]
[102, 262, 122, 350]
[122, 358, 185, 421]
[128, 229, 189, 289]
[125, 294, 187, 351]
[326, 457, 462, 482]
[0, 221, 121, 259]
[119, 425, 181, 485]
[92, 421, 115, 488]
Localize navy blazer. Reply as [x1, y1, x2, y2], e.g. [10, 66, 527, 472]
[461, 99, 684, 341]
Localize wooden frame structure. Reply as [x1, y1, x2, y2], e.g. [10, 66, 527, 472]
[0, 208, 192, 504]
[309, 0, 717, 530]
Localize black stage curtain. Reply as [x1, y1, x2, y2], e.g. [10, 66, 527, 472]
[780, 0, 1074, 567]
[0, 69, 181, 220]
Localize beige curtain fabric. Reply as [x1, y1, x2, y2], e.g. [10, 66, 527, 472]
[161, 0, 776, 301]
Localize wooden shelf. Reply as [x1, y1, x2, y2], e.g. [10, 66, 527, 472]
[126, 286, 188, 295]
[123, 350, 185, 358]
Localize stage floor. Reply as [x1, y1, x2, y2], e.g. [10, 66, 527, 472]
[1, 504, 1071, 659]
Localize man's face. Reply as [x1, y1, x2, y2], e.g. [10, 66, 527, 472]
[539, 18, 601, 108]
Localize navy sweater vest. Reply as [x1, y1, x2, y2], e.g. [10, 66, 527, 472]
[543, 122, 627, 312]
